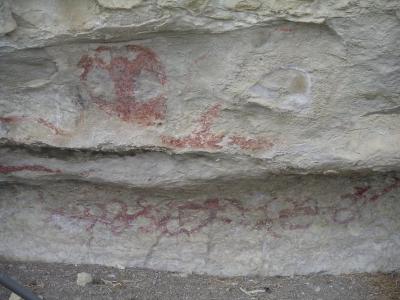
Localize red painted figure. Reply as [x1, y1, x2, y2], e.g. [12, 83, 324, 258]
[161, 104, 225, 149]
[79, 45, 167, 126]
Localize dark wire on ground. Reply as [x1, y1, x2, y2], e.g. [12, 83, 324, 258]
[0, 272, 42, 300]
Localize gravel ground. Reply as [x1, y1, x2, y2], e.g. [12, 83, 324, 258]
[0, 261, 399, 300]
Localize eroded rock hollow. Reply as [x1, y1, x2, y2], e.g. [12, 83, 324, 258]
[0, 0, 399, 276]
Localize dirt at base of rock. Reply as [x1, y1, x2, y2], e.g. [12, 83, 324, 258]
[0, 261, 399, 300]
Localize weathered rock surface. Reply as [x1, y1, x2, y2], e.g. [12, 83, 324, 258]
[0, 0, 399, 276]
[0, 1, 16, 36]
[1, 173, 400, 276]
[76, 272, 93, 287]
[1, 0, 399, 173]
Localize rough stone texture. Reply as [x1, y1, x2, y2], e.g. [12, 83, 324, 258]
[1, 173, 400, 276]
[0, 0, 400, 276]
[1, 261, 400, 300]
[0, 0, 399, 173]
[0, 1, 16, 36]
[96, 0, 143, 9]
[8, 293, 22, 300]
[76, 272, 93, 286]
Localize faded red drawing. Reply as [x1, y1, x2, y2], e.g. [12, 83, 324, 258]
[276, 26, 294, 33]
[50, 199, 155, 235]
[369, 177, 400, 202]
[327, 176, 400, 224]
[0, 164, 61, 174]
[48, 176, 400, 238]
[250, 196, 319, 238]
[153, 198, 248, 236]
[50, 197, 246, 237]
[228, 136, 274, 150]
[161, 103, 225, 149]
[0, 115, 67, 135]
[78, 45, 167, 126]
[0, 116, 24, 124]
[161, 104, 274, 151]
[36, 118, 67, 135]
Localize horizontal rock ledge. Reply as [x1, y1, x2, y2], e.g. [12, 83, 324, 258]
[1, 145, 399, 189]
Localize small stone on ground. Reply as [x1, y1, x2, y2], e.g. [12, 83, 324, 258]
[8, 293, 22, 300]
[76, 272, 93, 287]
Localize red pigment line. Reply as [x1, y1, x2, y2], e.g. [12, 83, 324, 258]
[276, 26, 294, 33]
[161, 104, 224, 149]
[228, 136, 274, 150]
[48, 195, 336, 237]
[353, 186, 370, 199]
[368, 177, 400, 202]
[0, 116, 26, 123]
[342, 177, 400, 203]
[196, 103, 221, 134]
[36, 118, 66, 135]
[78, 55, 94, 81]
[0, 115, 67, 135]
[51, 199, 157, 235]
[332, 208, 357, 225]
[78, 45, 167, 125]
[342, 186, 371, 200]
[126, 45, 167, 85]
[168, 200, 221, 236]
[0, 165, 61, 174]
[161, 104, 275, 151]
[48, 178, 400, 238]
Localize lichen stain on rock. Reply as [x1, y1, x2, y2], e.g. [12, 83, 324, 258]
[78, 45, 167, 126]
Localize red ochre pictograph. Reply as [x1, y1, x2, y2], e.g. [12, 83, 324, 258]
[0, 164, 61, 174]
[78, 45, 167, 126]
[47, 176, 400, 238]
[0, 115, 67, 135]
[161, 104, 274, 151]
[161, 104, 225, 149]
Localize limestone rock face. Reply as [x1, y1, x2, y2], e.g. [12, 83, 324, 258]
[0, 0, 399, 276]
[0, 1, 16, 36]
[1, 173, 400, 276]
[96, 0, 143, 9]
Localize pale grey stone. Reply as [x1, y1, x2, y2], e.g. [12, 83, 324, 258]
[76, 272, 93, 286]
[0, 0, 16, 36]
[9, 293, 22, 300]
[223, 0, 261, 11]
[97, 0, 143, 9]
